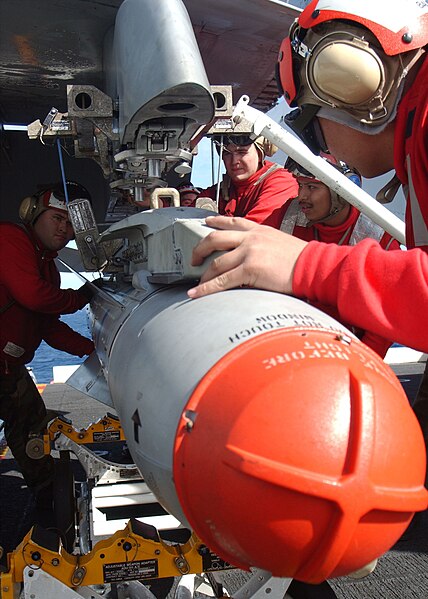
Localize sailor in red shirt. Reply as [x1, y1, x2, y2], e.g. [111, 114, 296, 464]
[197, 134, 298, 228]
[178, 183, 201, 208]
[274, 0, 428, 348]
[0, 181, 94, 501]
[281, 156, 400, 357]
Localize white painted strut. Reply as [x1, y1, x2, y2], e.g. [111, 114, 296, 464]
[233, 95, 406, 246]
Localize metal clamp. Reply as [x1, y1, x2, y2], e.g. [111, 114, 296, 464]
[151, 187, 180, 208]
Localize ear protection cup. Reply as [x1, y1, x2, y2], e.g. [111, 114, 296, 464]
[345, 171, 362, 187]
[254, 137, 278, 159]
[19, 195, 42, 224]
[329, 167, 361, 214]
[307, 35, 385, 107]
[260, 138, 278, 158]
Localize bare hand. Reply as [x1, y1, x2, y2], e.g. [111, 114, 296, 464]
[187, 216, 308, 298]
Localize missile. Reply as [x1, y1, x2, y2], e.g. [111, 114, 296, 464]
[69, 208, 428, 584]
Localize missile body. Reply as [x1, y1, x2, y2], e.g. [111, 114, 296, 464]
[89, 276, 428, 583]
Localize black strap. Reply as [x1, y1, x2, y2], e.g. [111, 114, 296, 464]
[0, 299, 15, 315]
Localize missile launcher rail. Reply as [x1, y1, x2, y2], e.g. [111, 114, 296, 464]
[0, 416, 296, 599]
[0, 519, 237, 599]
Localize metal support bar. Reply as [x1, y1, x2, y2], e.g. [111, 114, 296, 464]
[1, 521, 234, 593]
[233, 569, 293, 599]
[23, 567, 106, 598]
[53, 434, 139, 482]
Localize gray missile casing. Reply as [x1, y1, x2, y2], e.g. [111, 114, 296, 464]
[89, 281, 352, 525]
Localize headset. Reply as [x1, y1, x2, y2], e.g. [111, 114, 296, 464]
[281, 24, 400, 124]
[19, 182, 91, 225]
[278, 8, 427, 129]
[19, 190, 49, 225]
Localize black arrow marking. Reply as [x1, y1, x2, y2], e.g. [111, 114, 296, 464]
[132, 409, 142, 444]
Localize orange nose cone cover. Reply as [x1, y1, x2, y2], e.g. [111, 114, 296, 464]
[173, 328, 427, 582]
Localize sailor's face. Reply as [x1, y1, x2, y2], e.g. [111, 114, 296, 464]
[180, 193, 197, 207]
[318, 117, 395, 178]
[297, 178, 331, 221]
[33, 208, 74, 251]
[222, 143, 261, 183]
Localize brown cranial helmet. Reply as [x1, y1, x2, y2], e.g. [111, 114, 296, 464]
[212, 134, 278, 160]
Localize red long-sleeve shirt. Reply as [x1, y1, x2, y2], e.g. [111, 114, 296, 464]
[293, 239, 428, 352]
[284, 204, 400, 357]
[0, 223, 94, 369]
[198, 161, 298, 228]
[292, 57, 428, 353]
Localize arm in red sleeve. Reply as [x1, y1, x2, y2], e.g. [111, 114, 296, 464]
[360, 330, 393, 359]
[43, 317, 95, 357]
[0, 227, 89, 314]
[244, 171, 298, 229]
[292, 238, 428, 352]
[358, 233, 401, 357]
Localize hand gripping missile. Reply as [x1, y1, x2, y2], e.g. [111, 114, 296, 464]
[73, 208, 427, 583]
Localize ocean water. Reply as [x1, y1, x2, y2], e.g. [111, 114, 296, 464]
[28, 308, 93, 384]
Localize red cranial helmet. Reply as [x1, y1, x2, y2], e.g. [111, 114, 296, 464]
[277, 0, 428, 142]
[19, 181, 91, 225]
[177, 183, 201, 195]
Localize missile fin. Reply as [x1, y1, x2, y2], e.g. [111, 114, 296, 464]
[66, 352, 113, 407]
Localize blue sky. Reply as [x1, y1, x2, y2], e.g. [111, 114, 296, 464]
[191, 137, 224, 190]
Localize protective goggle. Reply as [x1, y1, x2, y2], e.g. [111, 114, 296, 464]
[211, 134, 255, 154]
[284, 155, 362, 188]
[283, 107, 328, 156]
[284, 157, 315, 179]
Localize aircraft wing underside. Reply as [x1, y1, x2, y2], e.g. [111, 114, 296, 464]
[0, 0, 302, 125]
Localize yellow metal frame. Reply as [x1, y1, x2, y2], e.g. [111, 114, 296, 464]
[1, 520, 232, 598]
[1, 415, 234, 597]
[34, 414, 127, 456]
[48, 414, 126, 445]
